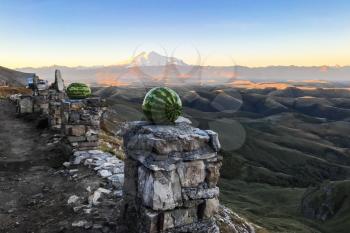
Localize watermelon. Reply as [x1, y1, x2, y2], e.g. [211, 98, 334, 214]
[142, 87, 182, 124]
[67, 83, 91, 99]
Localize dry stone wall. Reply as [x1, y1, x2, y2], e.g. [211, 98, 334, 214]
[61, 98, 104, 151]
[13, 73, 225, 232]
[33, 94, 49, 114]
[16, 69, 67, 117]
[16, 91, 51, 115]
[48, 101, 63, 130]
[17, 95, 34, 114]
[121, 119, 222, 233]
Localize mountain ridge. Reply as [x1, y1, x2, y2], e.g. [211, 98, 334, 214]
[0, 66, 34, 86]
[15, 51, 350, 69]
[12, 52, 350, 85]
[16, 64, 350, 86]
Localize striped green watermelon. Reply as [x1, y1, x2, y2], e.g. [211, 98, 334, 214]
[67, 83, 91, 99]
[142, 87, 182, 124]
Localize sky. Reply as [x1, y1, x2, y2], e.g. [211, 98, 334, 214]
[0, 0, 350, 68]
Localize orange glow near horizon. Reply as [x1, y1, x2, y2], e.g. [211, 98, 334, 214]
[2, 53, 350, 69]
[231, 80, 291, 90]
[95, 72, 129, 87]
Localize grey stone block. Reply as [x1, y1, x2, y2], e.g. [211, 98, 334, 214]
[182, 187, 220, 200]
[138, 166, 182, 211]
[177, 160, 205, 188]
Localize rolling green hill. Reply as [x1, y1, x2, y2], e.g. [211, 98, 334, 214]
[93, 85, 350, 233]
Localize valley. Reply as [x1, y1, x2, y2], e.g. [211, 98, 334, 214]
[94, 85, 350, 233]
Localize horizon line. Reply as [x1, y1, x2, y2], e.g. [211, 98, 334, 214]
[12, 64, 350, 70]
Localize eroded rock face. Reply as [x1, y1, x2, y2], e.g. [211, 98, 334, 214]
[301, 180, 350, 221]
[122, 120, 222, 233]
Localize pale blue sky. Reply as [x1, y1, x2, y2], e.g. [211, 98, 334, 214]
[0, 0, 349, 67]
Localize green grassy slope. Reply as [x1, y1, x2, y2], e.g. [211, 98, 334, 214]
[93, 85, 350, 233]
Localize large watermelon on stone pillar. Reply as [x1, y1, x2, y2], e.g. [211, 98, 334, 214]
[67, 83, 91, 99]
[142, 87, 182, 124]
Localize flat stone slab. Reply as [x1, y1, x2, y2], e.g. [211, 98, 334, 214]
[122, 120, 220, 157]
[182, 187, 220, 200]
[70, 150, 125, 190]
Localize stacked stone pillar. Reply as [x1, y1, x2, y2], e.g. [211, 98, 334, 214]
[48, 89, 67, 130]
[32, 79, 50, 114]
[61, 97, 103, 151]
[122, 120, 222, 233]
[48, 101, 63, 130]
[32, 94, 49, 114]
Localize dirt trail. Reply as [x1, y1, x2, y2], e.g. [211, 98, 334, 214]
[0, 100, 119, 233]
[0, 100, 55, 168]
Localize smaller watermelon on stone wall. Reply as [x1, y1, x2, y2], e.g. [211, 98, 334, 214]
[142, 87, 182, 124]
[67, 83, 91, 99]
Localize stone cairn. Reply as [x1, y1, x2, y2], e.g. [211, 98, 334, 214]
[121, 119, 222, 233]
[32, 75, 50, 114]
[48, 70, 67, 130]
[61, 97, 103, 151]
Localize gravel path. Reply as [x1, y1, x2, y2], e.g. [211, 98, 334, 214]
[0, 100, 122, 233]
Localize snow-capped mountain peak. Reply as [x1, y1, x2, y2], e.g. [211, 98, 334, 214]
[129, 51, 188, 67]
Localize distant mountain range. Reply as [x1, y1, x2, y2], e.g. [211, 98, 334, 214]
[16, 51, 350, 86]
